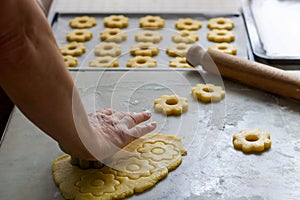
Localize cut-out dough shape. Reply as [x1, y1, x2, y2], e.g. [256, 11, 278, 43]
[60, 42, 86, 56]
[233, 128, 271, 153]
[94, 42, 121, 57]
[154, 94, 188, 116]
[126, 56, 157, 68]
[207, 17, 234, 30]
[63, 55, 78, 67]
[207, 29, 235, 43]
[139, 15, 165, 29]
[135, 30, 162, 43]
[66, 29, 93, 42]
[172, 30, 199, 43]
[100, 28, 127, 43]
[192, 83, 225, 103]
[69, 16, 97, 29]
[166, 43, 192, 57]
[175, 18, 202, 30]
[130, 42, 159, 56]
[52, 133, 186, 200]
[208, 42, 237, 55]
[103, 15, 129, 28]
[169, 57, 192, 68]
[89, 56, 119, 68]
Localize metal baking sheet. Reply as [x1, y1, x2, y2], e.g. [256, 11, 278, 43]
[51, 12, 248, 70]
[242, 0, 300, 65]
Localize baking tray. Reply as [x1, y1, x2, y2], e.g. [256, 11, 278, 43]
[51, 12, 248, 70]
[242, 0, 300, 65]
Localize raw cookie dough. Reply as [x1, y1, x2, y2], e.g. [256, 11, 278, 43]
[192, 83, 225, 103]
[175, 18, 202, 30]
[66, 29, 93, 42]
[166, 43, 192, 57]
[233, 128, 271, 153]
[172, 30, 199, 43]
[100, 28, 127, 43]
[154, 94, 188, 116]
[69, 16, 97, 29]
[94, 42, 121, 57]
[169, 57, 192, 68]
[126, 56, 157, 68]
[52, 133, 187, 200]
[130, 42, 159, 56]
[139, 15, 165, 29]
[135, 30, 162, 43]
[207, 17, 234, 30]
[89, 56, 119, 68]
[60, 42, 86, 56]
[103, 15, 129, 28]
[207, 29, 235, 43]
[63, 55, 78, 67]
[208, 42, 237, 55]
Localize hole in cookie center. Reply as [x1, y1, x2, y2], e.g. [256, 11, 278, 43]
[179, 60, 187, 64]
[91, 179, 104, 187]
[110, 31, 118, 35]
[137, 59, 146, 64]
[245, 135, 259, 142]
[148, 19, 156, 23]
[217, 20, 225, 24]
[217, 32, 226, 36]
[75, 32, 84, 36]
[218, 46, 228, 50]
[203, 87, 214, 93]
[181, 32, 190, 37]
[68, 46, 77, 50]
[112, 18, 120, 21]
[184, 21, 192, 26]
[166, 98, 178, 105]
[145, 33, 153, 37]
[176, 45, 186, 50]
[104, 46, 113, 50]
[79, 20, 87, 24]
[140, 46, 149, 50]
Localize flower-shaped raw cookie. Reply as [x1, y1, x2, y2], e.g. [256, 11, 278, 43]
[233, 128, 271, 153]
[94, 42, 121, 57]
[139, 15, 165, 29]
[66, 29, 93, 42]
[130, 42, 159, 56]
[60, 42, 86, 56]
[126, 56, 157, 68]
[104, 15, 129, 28]
[175, 18, 202, 30]
[172, 30, 199, 43]
[63, 55, 78, 67]
[154, 94, 188, 116]
[192, 83, 225, 103]
[69, 16, 97, 29]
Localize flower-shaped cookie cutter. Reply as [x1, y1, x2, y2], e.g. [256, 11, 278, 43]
[233, 128, 271, 153]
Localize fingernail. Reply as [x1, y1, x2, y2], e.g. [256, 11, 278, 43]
[151, 121, 157, 126]
[144, 110, 151, 116]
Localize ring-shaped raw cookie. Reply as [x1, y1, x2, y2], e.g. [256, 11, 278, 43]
[172, 30, 199, 43]
[130, 42, 159, 56]
[175, 18, 202, 30]
[89, 56, 119, 68]
[139, 15, 165, 29]
[191, 83, 225, 103]
[166, 43, 192, 57]
[233, 128, 271, 153]
[63, 55, 78, 67]
[66, 29, 93, 42]
[94, 42, 121, 57]
[60, 42, 86, 56]
[207, 29, 235, 43]
[126, 56, 157, 68]
[207, 17, 234, 30]
[135, 30, 162, 43]
[169, 57, 192, 68]
[100, 28, 127, 43]
[208, 43, 237, 55]
[69, 16, 97, 29]
[154, 94, 188, 116]
[103, 15, 129, 28]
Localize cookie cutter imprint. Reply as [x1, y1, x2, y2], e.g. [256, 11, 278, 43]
[52, 13, 247, 70]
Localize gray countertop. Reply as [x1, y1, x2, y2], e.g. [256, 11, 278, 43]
[1, 71, 300, 200]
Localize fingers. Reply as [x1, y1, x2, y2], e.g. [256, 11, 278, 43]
[121, 110, 152, 128]
[127, 121, 157, 138]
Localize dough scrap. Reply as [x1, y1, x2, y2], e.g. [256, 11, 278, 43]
[154, 94, 188, 116]
[192, 83, 225, 103]
[52, 133, 186, 200]
[233, 128, 271, 153]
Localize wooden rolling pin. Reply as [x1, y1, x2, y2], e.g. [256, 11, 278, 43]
[186, 45, 300, 101]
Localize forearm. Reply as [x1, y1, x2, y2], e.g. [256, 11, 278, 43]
[0, 0, 93, 159]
